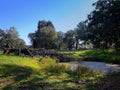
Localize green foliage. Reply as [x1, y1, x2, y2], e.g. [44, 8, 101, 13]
[0, 27, 26, 49]
[57, 31, 65, 50]
[28, 20, 57, 49]
[64, 30, 76, 50]
[75, 22, 87, 50]
[86, 0, 120, 50]
[6, 27, 26, 48]
[0, 29, 6, 50]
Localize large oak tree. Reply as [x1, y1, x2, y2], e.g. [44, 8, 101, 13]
[86, 0, 120, 50]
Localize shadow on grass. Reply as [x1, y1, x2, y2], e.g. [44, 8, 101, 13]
[0, 64, 33, 81]
[86, 72, 120, 90]
[1, 63, 119, 90]
[0, 64, 59, 90]
[0, 64, 41, 90]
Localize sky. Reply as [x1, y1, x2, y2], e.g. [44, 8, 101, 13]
[0, 0, 97, 45]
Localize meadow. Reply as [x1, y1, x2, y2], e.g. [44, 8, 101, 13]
[0, 50, 120, 90]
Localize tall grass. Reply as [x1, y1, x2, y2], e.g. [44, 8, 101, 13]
[44, 64, 70, 74]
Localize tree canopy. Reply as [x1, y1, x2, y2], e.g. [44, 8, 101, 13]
[28, 20, 57, 49]
[0, 27, 26, 49]
[86, 0, 120, 50]
[64, 30, 76, 50]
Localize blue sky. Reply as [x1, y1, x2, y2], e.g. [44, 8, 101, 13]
[0, 0, 97, 45]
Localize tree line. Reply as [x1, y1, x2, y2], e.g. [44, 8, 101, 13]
[0, 27, 25, 50]
[28, 20, 88, 50]
[0, 0, 120, 51]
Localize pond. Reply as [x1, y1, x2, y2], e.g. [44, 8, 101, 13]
[70, 61, 120, 74]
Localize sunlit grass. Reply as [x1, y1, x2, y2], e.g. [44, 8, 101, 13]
[58, 50, 120, 64]
[0, 54, 40, 69]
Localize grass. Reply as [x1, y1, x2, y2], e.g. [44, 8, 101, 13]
[0, 53, 103, 90]
[58, 50, 120, 64]
[0, 52, 120, 90]
[0, 54, 40, 69]
[90, 72, 120, 90]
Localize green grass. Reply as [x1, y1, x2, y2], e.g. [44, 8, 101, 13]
[0, 53, 120, 90]
[0, 53, 103, 90]
[58, 50, 120, 64]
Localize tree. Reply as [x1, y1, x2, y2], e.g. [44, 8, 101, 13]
[28, 33, 36, 48]
[75, 21, 87, 50]
[64, 30, 76, 50]
[28, 20, 57, 49]
[5, 27, 19, 47]
[1, 27, 26, 48]
[0, 29, 6, 50]
[86, 0, 120, 50]
[17, 39, 26, 48]
[57, 31, 65, 50]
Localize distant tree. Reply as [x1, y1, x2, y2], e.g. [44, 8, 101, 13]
[0, 29, 6, 50]
[28, 33, 36, 48]
[64, 30, 76, 50]
[17, 39, 26, 48]
[57, 31, 65, 50]
[75, 21, 87, 50]
[86, 0, 120, 50]
[2, 27, 26, 48]
[28, 20, 57, 49]
[5, 27, 19, 47]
